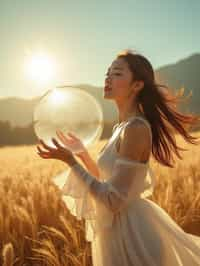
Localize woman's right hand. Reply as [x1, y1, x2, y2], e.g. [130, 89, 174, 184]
[56, 130, 88, 158]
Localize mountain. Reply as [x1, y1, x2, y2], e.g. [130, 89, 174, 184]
[0, 53, 199, 128]
[155, 53, 200, 113]
[0, 97, 39, 127]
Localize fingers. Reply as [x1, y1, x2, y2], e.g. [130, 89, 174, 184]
[52, 138, 63, 149]
[56, 130, 76, 146]
[37, 152, 50, 159]
[36, 145, 50, 154]
[57, 129, 78, 140]
[56, 130, 69, 143]
[36, 145, 51, 158]
[39, 139, 55, 151]
[68, 132, 79, 140]
[36, 145, 44, 153]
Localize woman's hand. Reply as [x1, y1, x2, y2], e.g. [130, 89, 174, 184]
[36, 138, 78, 167]
[56, 130, 88, 158]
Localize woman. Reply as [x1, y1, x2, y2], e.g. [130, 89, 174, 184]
[37, 49, 200, 265]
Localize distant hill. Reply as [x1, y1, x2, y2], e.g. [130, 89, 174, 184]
[156, 53, 200, 113]
[0, 97, 39, 127]
[0, 53, 199, 128]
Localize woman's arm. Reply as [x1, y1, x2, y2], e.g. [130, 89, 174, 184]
[78, 150, 100, 179]
[55, 130, 101, 179]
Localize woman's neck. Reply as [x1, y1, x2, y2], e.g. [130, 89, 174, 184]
[118, 108, 142, 124]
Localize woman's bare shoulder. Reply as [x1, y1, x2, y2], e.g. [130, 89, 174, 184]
[118, 118, 151, 162]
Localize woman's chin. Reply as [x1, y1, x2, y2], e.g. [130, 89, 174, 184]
[103, 91, 114, 99]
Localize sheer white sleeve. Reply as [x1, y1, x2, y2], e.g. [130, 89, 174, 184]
[53, 158, 155, 242]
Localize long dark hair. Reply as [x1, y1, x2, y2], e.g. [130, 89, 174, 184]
[117, 49, 200, 168]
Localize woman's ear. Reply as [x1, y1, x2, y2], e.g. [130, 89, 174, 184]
[136, 80, 144, 92]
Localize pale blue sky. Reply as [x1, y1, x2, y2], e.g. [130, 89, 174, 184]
[0, 0, 199, 98]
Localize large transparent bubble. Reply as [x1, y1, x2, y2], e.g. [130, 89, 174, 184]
[33, 86, 104, 154]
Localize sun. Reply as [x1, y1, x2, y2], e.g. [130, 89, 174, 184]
[24, 52, 57, 85]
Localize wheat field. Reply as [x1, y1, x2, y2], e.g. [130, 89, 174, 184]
[0, 131, 200, 266]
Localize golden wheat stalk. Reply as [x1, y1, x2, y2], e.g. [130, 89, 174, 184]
[2, 243, 14, 266]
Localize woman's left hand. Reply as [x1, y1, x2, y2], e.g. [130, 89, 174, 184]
[36, 138, 78, 167]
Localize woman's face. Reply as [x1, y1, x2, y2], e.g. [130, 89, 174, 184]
[104, 57, 136, 101]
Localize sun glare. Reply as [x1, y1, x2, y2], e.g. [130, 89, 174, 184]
[50, 89, 66, 105]
[24, 52, 57, 85]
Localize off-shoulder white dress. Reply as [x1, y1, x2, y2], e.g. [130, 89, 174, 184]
[53, 115, 200, 266]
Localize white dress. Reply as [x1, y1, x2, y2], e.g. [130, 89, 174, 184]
[53, 115, 200, 266]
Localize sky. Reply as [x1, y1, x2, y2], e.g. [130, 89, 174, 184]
[0, 0, 199, 99]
